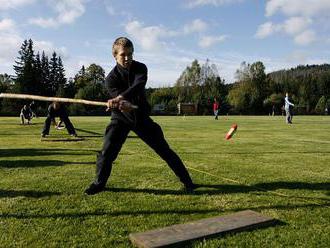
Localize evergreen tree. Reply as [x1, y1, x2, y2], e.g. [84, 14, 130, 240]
[34, 52, 43, 95]
[13, 39, 40, 94]
[41, 51, 51, 96]
[49, 52, 60, 96]
[55, 57, 67, 96]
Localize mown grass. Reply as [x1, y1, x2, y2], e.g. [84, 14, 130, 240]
[0, 115, 329, 247]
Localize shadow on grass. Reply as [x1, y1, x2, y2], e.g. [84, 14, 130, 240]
[0, 148, 98, 157]
[127, 135, 139, 139]
[104, 181, 330, 203]
[18, 123, 41, 126]
[41, 138, 85, 142]
[106, 181, 329, 194]
[0, 202, 327, 220]
[75, 128, 103, 136]
[196, 182, 330, 202]
[0, 189, 60, 198]
[0, 160, 94, 168]
[0, 208, 219, 219]
[179, 151, 330, 155]
[74, 128, 104, 137]
[0, 122, 42, 128]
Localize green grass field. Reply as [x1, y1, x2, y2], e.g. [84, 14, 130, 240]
[0, 115, 329, 247]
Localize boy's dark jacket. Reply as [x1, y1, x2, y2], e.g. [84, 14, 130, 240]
[105, 60, 151, 126]
[47, 104, 68, 118]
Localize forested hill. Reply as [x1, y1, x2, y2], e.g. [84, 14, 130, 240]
[263, 64, 330, 114]
[268, 64, 330, 84]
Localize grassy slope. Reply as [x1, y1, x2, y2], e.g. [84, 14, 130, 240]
[0, 115, 329, 247]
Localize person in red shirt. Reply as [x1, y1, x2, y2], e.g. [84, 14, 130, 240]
[213, 97, 219, 120]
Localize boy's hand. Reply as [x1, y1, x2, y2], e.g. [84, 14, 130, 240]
[119, 100, 135, 112]
[106, 95, 124, 111]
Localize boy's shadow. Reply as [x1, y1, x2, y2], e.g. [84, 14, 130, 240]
[0, 189, 60, 198]
[106, 181, 330, 201]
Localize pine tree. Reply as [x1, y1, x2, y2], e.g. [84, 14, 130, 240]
[56, 57, 67, 96]
[41, 51, 51, 96]
[34, 52, 43, 95]
[13, 39, 39, 94]
[49, 52, 59, 96]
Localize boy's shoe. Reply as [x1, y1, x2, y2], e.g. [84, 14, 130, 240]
[84, 183, 104, 195]
[70, 133, 78, 137]
[183, 183, 198, 194]
[41, 133, 47, 138]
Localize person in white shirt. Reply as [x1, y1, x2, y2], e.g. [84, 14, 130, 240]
[284, 92, 294, 124]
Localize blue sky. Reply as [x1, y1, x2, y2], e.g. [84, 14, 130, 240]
[0, 0, 329, 87]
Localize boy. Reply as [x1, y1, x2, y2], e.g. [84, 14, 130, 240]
[85, 37, 196, 195]
[41, 102, 77, 137]
[20, 104, 32, 124]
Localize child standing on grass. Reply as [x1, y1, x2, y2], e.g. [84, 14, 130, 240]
[284, 92, 294, 124]
[85, 37, 196, 195]
[213, 97, 219, 120]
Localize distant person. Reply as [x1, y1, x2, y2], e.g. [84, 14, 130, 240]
[84, 37, 196, 195]
[284, 92, 294, 124]
[41, 102, 77, 137]
[325, 107, 328, 115]
[213, 97, 219, 120]
[20, 104, 32, 125]
[29, 101, 37, 118]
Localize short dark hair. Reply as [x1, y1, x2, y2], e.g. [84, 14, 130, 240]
[53, 102, 60, 110]
[112, 37, 134, 56]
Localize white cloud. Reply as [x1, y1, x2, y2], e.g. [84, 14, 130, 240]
[29, 18, 58, 28]
[0, 0, 36, 10]
[283, 17, 312, 35]
[183, 19, 208, 34]
[293, 30, 316, 45]
[255, 17, 312, 39]
[185, 0, 243, 8]
[255, 22, 279, 38]
[105, 3, 115, 15]
[0, 18, 21, 66]
[198, 35, 227, 48]
[103, 0, 131, 18]
[257, 0, 329, 45]
[0, 19, 22, 74]
[0, 34, 22, 64]
[266, 0, 330, 17]
[0, 18, 70, 76]
[125, 20, 177, 51]
[0, 18, 15, 31]
[34, 40, 68, 58]
[29, 0, 85, 28]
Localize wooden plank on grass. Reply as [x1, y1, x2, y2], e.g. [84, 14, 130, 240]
[129, 210, 277, 248]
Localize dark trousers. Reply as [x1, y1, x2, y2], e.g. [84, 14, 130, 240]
[42, 115, 76, 135]
[94, 117, 194, 187]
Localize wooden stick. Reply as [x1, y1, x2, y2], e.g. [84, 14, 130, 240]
[0, 93, 138, 109]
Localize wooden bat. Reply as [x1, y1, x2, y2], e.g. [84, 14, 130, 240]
[0, 93, 138, 109]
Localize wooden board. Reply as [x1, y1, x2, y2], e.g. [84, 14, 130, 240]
[129, 210, 277, 248]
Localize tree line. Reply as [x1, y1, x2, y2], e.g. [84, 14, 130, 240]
[1, 39, 329, 116]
